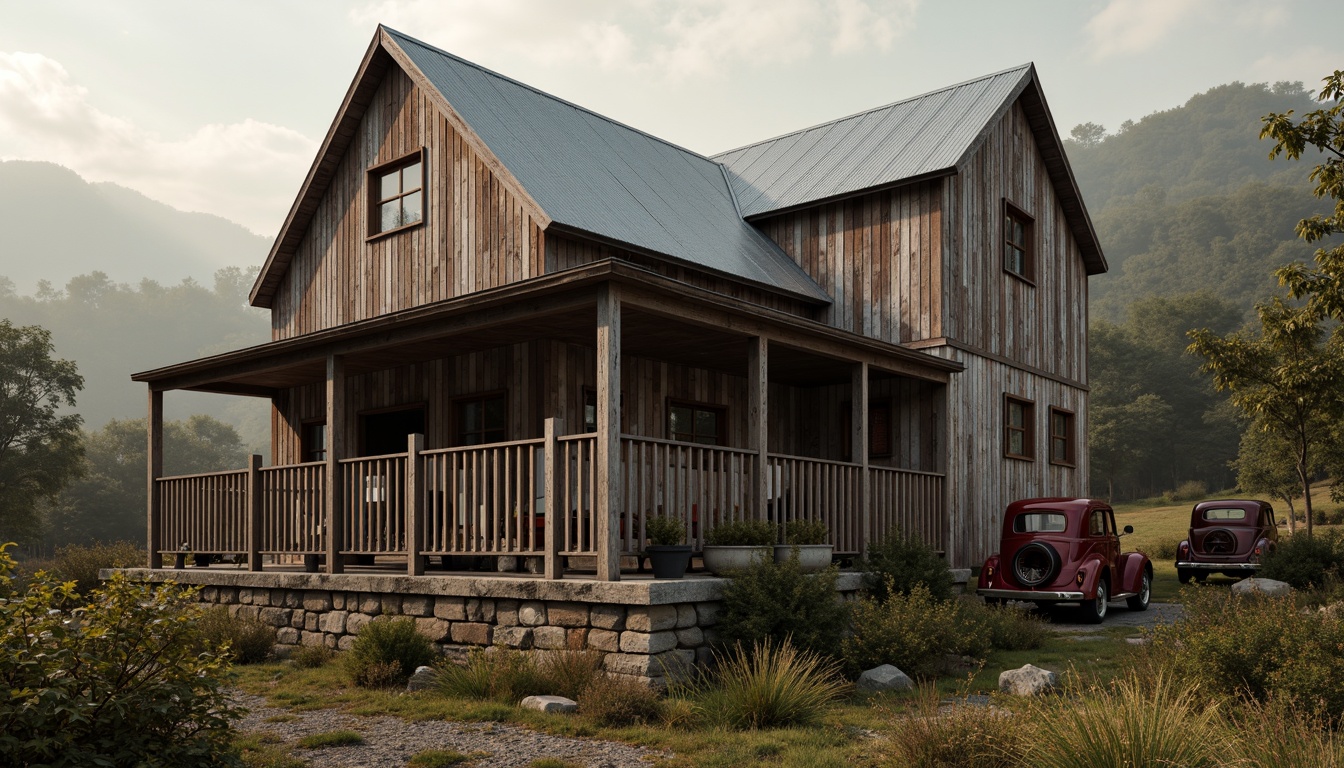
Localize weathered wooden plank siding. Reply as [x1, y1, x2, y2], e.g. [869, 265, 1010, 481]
[271, 66, 547, 340]
[754, 181, 943, 344]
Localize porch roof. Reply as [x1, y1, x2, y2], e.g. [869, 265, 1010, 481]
[134, 261, 962, 396]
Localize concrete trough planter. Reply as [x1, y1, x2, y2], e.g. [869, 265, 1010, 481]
[701, 545, 771, 576]
[773, 544, 834, 572]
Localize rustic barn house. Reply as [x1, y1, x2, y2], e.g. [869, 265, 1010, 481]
[127, 26, 1104, 670]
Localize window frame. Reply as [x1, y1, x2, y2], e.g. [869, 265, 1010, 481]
[1002, 198, 1035, 284]
[1048, 406, 1076, 467]
[366, 149, 427, 241]
[666, 398, 727, 446]
[300, 419, 327, 464]
[1003, 394, 1035, 461]
[356, 402, 428, 457]
[453, 390, 508, 447]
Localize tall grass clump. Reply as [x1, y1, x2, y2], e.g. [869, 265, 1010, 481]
[695, 639, 847, 729]
[197, 605, 276, 664]
[1025, 674, 1219, 768]
[1223, 698, 1344, 768]
[434, 648, 547, 702]
[342, 617, 436, 688]
[857, 530, 953, 602]
[537, 649, 606, 701]
[577, 675, 665, 727]
[883, 684, 1027, 768]
[717, 555, 847, 658]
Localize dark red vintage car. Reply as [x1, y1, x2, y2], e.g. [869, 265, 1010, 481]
[1176, 499, 1278, 583]
[976, 498, 1152, 623]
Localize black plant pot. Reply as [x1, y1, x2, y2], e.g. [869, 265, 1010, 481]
[646, 545, 693, 579]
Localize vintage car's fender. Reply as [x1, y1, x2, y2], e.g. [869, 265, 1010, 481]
[1251, 537, 1275, 563]
[977, 555, 1003, 589]
[1073, 557, 1106, 599]
[1115, 551, 1152, 593]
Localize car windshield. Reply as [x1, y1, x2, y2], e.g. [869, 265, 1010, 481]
[1013, 512, 1067, 533]
[1202, 508, 1248, 522]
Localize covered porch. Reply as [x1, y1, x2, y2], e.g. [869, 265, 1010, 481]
[136, 263, 960, 581]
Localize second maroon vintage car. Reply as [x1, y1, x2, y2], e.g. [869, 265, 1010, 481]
[1176, 499, 1278, 583]
[977, 498, 1152, 623]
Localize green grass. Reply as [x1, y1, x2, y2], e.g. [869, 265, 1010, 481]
[295, 730, 365, 749]
[236, 732, 305, 768]
[409, 749, 474, 767]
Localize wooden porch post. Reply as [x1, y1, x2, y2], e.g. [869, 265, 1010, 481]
[406, 433, 425, 576]
[325, 354, 345, 574]
[247, 454, 263, 572]
[543, 417, 564, 580]
[146, 388, 163, 569]
[596, 285, 622, 581]
[748, 336, 769, 522]
[851, 363, 871, 556]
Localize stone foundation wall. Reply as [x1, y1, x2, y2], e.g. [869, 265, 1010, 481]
[115, 569, 866, 686]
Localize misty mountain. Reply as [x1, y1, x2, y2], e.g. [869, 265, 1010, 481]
[0, 161, 269, 293]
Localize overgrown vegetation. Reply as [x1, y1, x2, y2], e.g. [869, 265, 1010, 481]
[17, 539, 144, 594]
[1259, 529, 1344, 588]
[578, 675, 665, 727]
[342, 617, 437, 688]
[717, 555, 847, 658]
[857, 530, 954, 602]
[434, 648, 604, 704]
[198, 605, 276, 664]
[690, 640, 847, 730]
[705, 519, 775, 546]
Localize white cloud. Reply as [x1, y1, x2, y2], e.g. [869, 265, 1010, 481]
[350, 0, 919, 78]
[1083, 0, 1209, 60]
[0, 51, 315, 235]
[1251, 46, 1340, 96]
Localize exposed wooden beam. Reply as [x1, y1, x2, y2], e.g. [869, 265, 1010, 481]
[325, 355, 346, 575]
[748, 337, 769, 522]
[147, 389, 163, 569]
[595, 284, 622, 581]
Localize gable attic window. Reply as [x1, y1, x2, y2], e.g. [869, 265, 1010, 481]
[1003, 199, 1034, 282]
[368, 150, 425, 238]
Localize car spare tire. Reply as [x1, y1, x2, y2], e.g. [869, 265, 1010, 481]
[1012, 542, 1061, 588]
[1201, 528, 1237, 555]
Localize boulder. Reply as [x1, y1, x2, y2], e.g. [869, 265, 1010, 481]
[406, 665, 436, 692]
[999, 664, 1058, 696]
[1232, 578, 1292, 598]
[520, 695, 578, 714]
[856, 664, 914, 692]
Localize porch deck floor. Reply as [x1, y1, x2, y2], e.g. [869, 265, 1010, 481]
[166, 558, 727, 582]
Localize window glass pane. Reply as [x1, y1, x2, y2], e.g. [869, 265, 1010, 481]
[694, 410, 717, 438]
[1009, 402, 1024, 428]
[669, 406, 690, 437]
[1014, 513, 1066, 533]
[380, 201, 401, 232]
[484, 396, 506, 428]
[380, 170, 400, 200]
[402, 162, 422, 191]
[461, 402, 480, 431]
[401, 191, 423, 225]
[1052, 437, 1067, 460]
[1053, 412, 1066, 435]
[1009, 431, 1024, 455]
[1204, 508, 1248, 521]
[1013, 220, 1025, 245]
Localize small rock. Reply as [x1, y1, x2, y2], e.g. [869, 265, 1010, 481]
[1125, 637, 1150, 645]
[856, 664, 914, 692]
[520, 695, 578, 714]
[406, 665, 436, 692]
[1231, 577, 1292, 598]
[999, 664, 1058, 696]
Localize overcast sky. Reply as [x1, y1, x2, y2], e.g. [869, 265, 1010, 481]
[0, 0, 1335, 238]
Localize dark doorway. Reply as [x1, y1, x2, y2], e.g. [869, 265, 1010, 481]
[359, 406, 426, 456]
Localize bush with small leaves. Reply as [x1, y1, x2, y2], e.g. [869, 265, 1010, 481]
[858, 530, 953, 603]
[0, 544, 244, 766]
[784, 519, 828, 545]
[717, 555, 848, 658]
[644, 515, 687, 547]
[20, 540, 145, 595]
[197, 605, 276, 664]
[291, 642, 335, 668]
[1260, 529, 1344, 589]
[342, 616, 437, 688]
[578, 675, 665, 726]
[843, 585, 993, 678]
[705, 519, 775, 546]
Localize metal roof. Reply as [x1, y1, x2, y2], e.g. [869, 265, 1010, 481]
[713, 66, 1033, 218]
[387, 29, 832, 303]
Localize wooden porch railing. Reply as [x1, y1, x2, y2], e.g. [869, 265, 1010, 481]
[151, 430, 946, 577]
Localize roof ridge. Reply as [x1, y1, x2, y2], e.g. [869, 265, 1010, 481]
[711, 62, 1034, 159]
[383, 26, 723, 167]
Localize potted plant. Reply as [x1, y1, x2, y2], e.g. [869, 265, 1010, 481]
[776, 519, 833, 572]
[644, 515, 692, 579]
[702, 519, 775, 576]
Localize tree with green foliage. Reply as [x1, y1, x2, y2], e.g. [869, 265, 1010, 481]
[1189, 298, 1344, 536]
[0, 320, 84, 545]
[1232, 416, 1308, 532]
[1070, 122, 1107, 148]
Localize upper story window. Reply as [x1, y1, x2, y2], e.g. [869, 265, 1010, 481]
[668, 400, 726, 446]
[1003, 200, 1034, 282]
[1049, 407, 1075, 466]
[1004, 394, 1034, 461]
[368, 150, 425, 238]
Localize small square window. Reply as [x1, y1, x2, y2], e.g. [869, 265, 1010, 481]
[667, 400, 725, 446]
[1003, 200, 1034, 281]
[456, 392, 507, 446]
[368, 151, 425, 238]
[1004, 395, 1034, 461]
[1049, 407, 1075, 466]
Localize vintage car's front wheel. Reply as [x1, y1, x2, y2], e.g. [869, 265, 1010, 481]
[1127, 569, 1151, 611]
[1012, 542, 1061, 587]
[1080, 579, 1108, 624]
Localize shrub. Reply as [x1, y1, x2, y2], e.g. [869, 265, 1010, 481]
[705, 519, 775, 546]
[784, 519, 828, 545]
[696, 639, 847, 729]
[197, 605, 276, 664]
[29, 540, 145, 595]
[858, 530, 953, 603]
[434, 648, 548, 702]
[1147, 538, 1180, 560]
[1315, 507, 1344, 526]
[296, 730, 364, 748]
[1165, 480, 1208, 503]
[291, 642, 334, 668]
[644, 515, 687, 546]
[884, 684, 1028, 768]
[980, 601, 1051, 652]
[1024, 674, 1219, 768]
[1260, 529, 1344, 589]
[843, 586, 993, 678]
[717, 555, 848, 658]
[0, 544, 244, 766]
[342, 616, 437, 688]
[537, 649, 605, 700]
[578, 675, 665, 726]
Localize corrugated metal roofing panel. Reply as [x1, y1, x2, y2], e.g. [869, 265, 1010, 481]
[715, 66, 1033, 217]
[388, 29, 831, 303]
